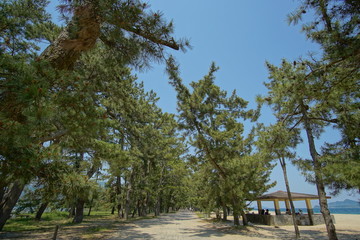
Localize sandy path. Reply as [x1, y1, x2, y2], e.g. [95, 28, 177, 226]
[109, 210, 239, 240]
[109, 211, 360, 240]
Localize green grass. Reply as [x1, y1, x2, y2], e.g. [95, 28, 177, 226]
[83, 210, 114, 220]
[195, 211, 205, 218]
[2, 210, 158, 233]
[85, 226, 108, 233]
[3, 211, 71, 232]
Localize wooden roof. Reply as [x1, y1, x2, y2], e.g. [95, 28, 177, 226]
[256, 190, 331, 201]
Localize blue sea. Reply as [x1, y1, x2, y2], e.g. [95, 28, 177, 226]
[264, 208, 360, 215]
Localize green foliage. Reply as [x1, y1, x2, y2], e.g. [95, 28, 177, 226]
[0, 0, 62, 185]
[53, 0, 190, 70]
[262, 0, 360, 194]
[167, 57, 274, 220]
[1, 0, 189, 230]
[0, 0, 53, 56]
[14, 187, 41, 214]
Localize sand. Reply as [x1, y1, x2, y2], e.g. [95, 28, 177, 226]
[109, 212, 360, 240]
[0, 211, 359, 239]
[245, 213, 360, 240]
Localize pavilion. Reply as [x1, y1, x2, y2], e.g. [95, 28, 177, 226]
[246, 190, 334, 226]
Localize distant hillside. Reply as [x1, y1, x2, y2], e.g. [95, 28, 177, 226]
[315, 199, 360, 208]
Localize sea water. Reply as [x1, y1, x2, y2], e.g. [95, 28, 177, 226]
[264, 208, 360, 215]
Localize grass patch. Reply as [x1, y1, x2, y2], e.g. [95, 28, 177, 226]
[2, 210, 158, 233]
[2, 211, 117, 232]
[3, 211, 71, 232]
[195, 211, 212, 219]
[2, 210, 167, 240]
[85, 226, 108, 233]
[195, 212, 205, 218]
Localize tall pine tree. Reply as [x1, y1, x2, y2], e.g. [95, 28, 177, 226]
[167, 58, 274, 225]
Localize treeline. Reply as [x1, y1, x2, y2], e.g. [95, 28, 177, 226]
[0, 0, 190, 230]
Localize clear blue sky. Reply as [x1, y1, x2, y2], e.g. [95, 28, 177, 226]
[47, 1, 359, 208]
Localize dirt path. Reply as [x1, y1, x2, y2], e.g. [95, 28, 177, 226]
[108, 210, 242, 240]
[109, 211, 360, 240]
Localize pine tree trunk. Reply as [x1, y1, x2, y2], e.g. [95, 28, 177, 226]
[110, 191, 116, 214]
[87, 205, 92, 216]
[165, 192, 173, 213]
[215, 209, 221, 219]
[124, 175, 133, 220]
[233, 211, 240, 226]
[301, 103, 338, 240]
[155, 195, 161, 216]
[137, 200, 141, 216]
[131, 208, 136, 218]
[116, 176, 122, 218]
[241, 210, 248, 226]
[68, 206, 75, 218]
[0, 180, 25, 231]
[141, 193, 149, 216]
[72, 199, 85, 223]
[231, 197, 240, 226]
[279, 157, 300, 238]
[39, 3, 100, 70]
[125, 193, 130, 220]
[0, 186, 5, 205]
[222, 203, 227, 221]
[35, 202, 49, 221]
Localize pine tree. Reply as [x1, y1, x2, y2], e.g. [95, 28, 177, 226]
[288, 0, 360, 193]
[264, 59, 338, 239]
[262, 1, 359, 239]
[0, 0, 57, 229]
[167, 58, 274, 225]
[256, 122, 301, 238]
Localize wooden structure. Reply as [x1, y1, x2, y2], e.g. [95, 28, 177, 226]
[248, 190, 332, 226]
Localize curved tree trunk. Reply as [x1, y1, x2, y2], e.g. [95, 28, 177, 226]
[241, 209, 248, 226]
[39, 2, 180, 71]
[40, 3, 101, 70]
[279, 156, 300, 238]
[301, 102, 338, 240]
[0, 180, 25, 231]
[35, 202, 49, 221]
[87, 203, 92, 216]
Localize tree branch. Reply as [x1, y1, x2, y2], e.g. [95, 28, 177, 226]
[115, 22, 180, 50]
[38, 129, 68, 144]
[308, 117, 338, 124]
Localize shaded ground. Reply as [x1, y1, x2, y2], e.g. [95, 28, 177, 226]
[0, 211, 359, 239]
